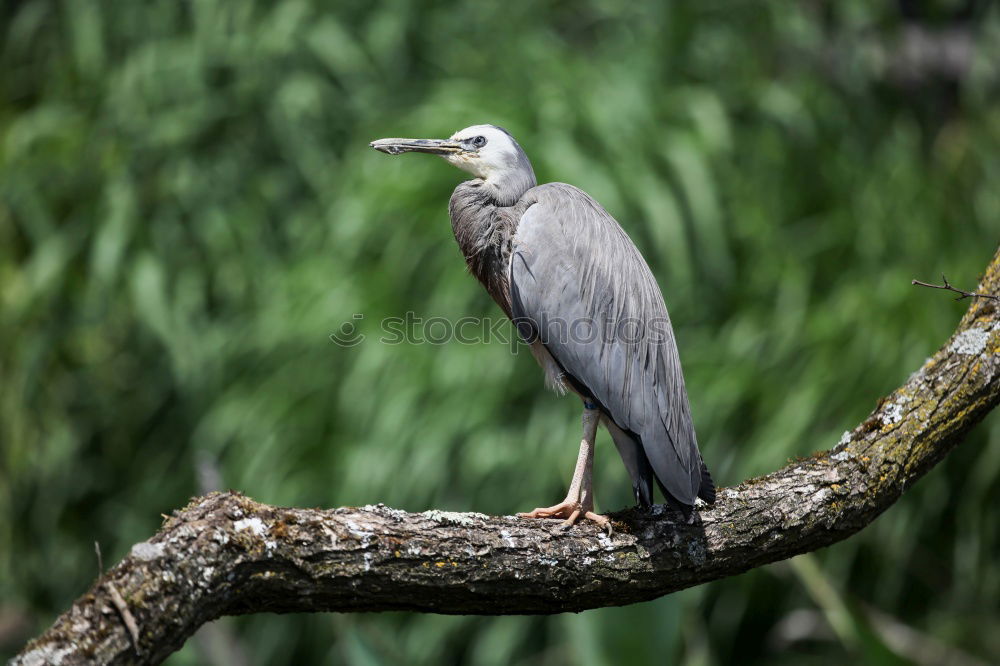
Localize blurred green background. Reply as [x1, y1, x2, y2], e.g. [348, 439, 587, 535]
[2, 1, 999, 664]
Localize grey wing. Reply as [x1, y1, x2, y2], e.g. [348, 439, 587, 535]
[510, 183, 708, 507]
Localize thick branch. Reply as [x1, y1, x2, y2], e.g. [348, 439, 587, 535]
[16, 249, 1000, 666]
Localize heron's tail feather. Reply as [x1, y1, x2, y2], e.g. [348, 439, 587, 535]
[697, 456, 716, 504]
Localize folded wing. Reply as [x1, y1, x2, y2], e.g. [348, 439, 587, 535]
[509, 183, 710, 507]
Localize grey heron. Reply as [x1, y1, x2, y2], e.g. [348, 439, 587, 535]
[371, 125, 715, 529]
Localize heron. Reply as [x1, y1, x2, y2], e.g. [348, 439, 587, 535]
[371, 125, 715, 530]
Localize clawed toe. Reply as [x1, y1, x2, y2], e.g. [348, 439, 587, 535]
[584, 511, 612, 535]
[519, 502, 609, 533]
[517, 501, 576, 521]
[558, 508, 582, 529]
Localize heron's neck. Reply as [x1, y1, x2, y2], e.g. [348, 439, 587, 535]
[482, 167, 536, 207]
[448, 180, 534, 317]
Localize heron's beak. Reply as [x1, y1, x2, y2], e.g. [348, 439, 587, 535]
[369, 138, 464, 156]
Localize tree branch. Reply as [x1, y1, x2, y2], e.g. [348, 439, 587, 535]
[16, 248, 1000, 666]
[912, 273, 1000, 301]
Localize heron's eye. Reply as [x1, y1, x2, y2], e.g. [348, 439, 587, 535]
[471, 136, 487, 148]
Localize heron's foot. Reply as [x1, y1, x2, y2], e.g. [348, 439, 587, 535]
[518, 501, 612, 534]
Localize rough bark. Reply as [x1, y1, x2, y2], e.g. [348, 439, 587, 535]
[16, 247, 1000, 666]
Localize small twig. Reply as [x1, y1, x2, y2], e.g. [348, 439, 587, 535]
[94, 541, 104, 577]
[106, 582, 142, 655]
[911, 274, 999, 302]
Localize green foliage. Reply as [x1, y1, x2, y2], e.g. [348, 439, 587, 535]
[2, 1, 999, 663]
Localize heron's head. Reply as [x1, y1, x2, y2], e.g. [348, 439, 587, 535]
[370, 124, 536, 200]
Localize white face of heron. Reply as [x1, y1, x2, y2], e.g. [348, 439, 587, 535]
[445, 124, 526, 181]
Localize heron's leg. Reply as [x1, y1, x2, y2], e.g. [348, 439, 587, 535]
[517, 405, 610, 532]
